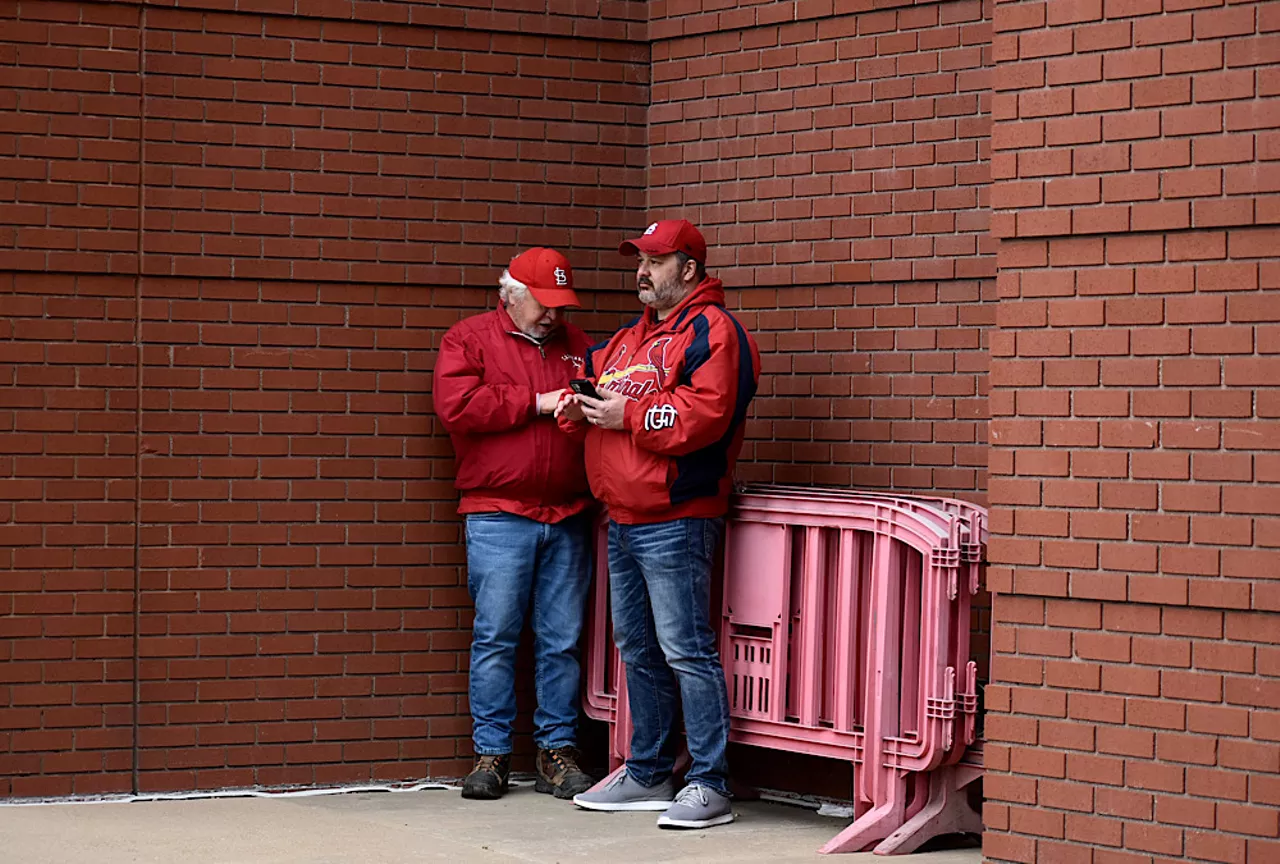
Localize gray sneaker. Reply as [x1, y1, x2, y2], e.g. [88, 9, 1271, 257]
[573, 770, 675, 812]
[657, 784, 735, 829]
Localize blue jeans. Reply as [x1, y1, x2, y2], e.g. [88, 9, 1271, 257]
[608, 517, 731, 795]
[465, 512, 590, 755]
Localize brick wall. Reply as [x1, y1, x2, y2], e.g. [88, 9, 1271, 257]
[0, 271, 139, 796]
[985, 0, 1280, 861]
[645, 0, 997, 498]
[3, 0, 998, 799]
[1, 0, 648, 796]
[734, 278, 994, 496]
[648, 0, 994, 287]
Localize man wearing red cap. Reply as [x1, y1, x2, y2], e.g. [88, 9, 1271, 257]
[558, 220, 760, 829]
[433, 248, 596, 802]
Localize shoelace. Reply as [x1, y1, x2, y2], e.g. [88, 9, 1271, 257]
[546, 749, 573, 772]
[674, 785, 709, 807]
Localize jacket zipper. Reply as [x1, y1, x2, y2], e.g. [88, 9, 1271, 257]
[510, 328, 551, 498]
[535, 340, 548, 496]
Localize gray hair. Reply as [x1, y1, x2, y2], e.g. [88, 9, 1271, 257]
[498, 269, 529, 305]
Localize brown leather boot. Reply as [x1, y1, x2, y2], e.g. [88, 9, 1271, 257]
[535, 746, 595, 799]
[461, 753, 510, 800]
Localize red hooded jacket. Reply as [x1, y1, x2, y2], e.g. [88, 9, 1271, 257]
[433, 305, 592, 523]
[559, 278, 760, 524]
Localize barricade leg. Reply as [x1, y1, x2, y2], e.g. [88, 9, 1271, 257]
[610, 653, 631, 771]
[871, 763, 982, 855]
[584, 654, 631, 794]
[903, 772, 929, 822]
[819, 771, 909, 854]
[823, 537, 907, 854]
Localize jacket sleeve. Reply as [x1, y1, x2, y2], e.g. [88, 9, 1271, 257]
[555, 404, 590, 442]
[433, 325, 536, 435]
[623, 312, 757, 457]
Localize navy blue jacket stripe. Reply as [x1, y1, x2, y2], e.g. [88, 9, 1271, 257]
[669, 306, 756, 505]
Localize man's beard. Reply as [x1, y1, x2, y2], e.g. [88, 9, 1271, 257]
[505, 296, 559, 341]
[637, 275, 686, 311]
[521, 320, 557, 341]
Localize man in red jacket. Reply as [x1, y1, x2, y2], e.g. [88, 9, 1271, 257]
[558, 220, 760, 829]
[433, 247, 596, 802]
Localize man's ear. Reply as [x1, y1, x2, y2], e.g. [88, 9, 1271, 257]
[683, 258, 699, 283]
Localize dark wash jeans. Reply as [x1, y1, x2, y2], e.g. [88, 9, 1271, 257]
[608, 517, 731, 795]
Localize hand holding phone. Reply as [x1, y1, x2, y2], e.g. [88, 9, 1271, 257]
[569, 378, 602, 400]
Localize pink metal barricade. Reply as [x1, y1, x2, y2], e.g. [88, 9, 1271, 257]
[730, 488, 982, 854]
[579, 486, 986, 855]
[737, 487, 985, 770]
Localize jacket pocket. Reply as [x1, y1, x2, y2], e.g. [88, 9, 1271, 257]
[615, 437, 675, 514]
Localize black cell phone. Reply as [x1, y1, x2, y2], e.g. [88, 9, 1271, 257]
[569, 378, 602, 400]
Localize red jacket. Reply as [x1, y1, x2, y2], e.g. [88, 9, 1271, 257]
[433, 305, 592, 523]
[559, 278, 760, 524]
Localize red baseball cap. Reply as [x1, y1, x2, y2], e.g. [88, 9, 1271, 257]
[507, 247, 580, 308]
[618, 219, 707, 264]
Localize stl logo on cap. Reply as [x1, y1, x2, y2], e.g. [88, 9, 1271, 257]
[618, 219, 708, 265]
[507, 247, 581, 308]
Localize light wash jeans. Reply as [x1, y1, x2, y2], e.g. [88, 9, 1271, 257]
[465, 512, 590, 755]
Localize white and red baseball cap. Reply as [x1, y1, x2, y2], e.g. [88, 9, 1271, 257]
[508, 247, 580, 308]
[618, 219, 707, 264]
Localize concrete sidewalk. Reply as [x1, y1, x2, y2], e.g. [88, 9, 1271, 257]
[0, 780, 983, 864]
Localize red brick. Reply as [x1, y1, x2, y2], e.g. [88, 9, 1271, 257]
[1186, 831, 1248, 864]
[1067, 752, 1125, 786]
[1009, 805, 1066, 839]
[1096, 787, 1153, 820]
[1155, 794, 1216, 829]
[1122, 821, 1183, 856]
[1194, 7, 1258, 41]
[1065, 813, 1123, 848]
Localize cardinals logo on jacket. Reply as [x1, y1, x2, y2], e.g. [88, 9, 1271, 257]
[598, 338, 672, 400]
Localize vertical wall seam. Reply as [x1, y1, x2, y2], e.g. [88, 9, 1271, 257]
[130, 0, 147, 797]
